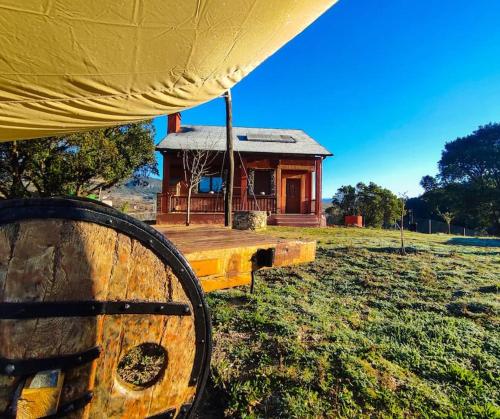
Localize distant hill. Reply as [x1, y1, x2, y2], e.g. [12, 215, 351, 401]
[106, 176, 162, 198]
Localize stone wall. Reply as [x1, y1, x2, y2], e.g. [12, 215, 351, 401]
[233, 211, 267, 231]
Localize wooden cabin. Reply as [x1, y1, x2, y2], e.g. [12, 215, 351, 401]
[156, 114, 332, 227]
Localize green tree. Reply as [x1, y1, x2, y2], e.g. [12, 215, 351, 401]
[421, 123, 500, 234]
[439, 123, 500, 187]
[0, 121, 158, 198]
[398, 193, 408, 255]
[380, 187, 403, 227]
[331, 185, 358, 215]
[437, 208, 454, 234]
[420, 175, 438, 193]
[357, 182, 384, 227]
[332, 182, 401, 228]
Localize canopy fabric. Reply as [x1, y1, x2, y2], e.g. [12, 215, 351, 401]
[0, 0, 337, 142]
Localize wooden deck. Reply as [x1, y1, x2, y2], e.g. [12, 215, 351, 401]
[155, 226, 316, 292]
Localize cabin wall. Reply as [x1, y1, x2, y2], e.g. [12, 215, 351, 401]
[158, 151, 323, 225]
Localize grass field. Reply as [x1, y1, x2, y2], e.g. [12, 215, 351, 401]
[199, 227, 499, 418]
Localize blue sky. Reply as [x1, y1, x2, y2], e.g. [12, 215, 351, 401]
[154, 0, 500, 198]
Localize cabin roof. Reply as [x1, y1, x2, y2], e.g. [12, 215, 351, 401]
[156, 125, 332, 156]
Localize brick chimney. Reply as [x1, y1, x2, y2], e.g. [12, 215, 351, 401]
[167, 112, 181, 134]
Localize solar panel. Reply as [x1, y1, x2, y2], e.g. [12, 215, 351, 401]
[245, 134, 296, 143]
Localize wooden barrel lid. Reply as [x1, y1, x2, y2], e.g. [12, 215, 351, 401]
[0, 198, 211, 418]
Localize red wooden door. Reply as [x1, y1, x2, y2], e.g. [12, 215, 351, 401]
[285, 179, 301, 213]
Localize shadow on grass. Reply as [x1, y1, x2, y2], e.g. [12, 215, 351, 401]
[196, 376, 228, 419]
[365, 246, 422, 255]
[477, 285, 498, 294]
[447, 301, 494, 318]
[447, 237, 500, 248]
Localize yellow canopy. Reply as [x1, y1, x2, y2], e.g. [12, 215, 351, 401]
[0, 0, 337, 141]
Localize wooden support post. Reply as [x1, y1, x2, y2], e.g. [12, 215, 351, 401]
[162, 152, 170, 193]
[240, 157, 248, 211]
[224, 90, 234, 227]
[276, 165, 282, 214]
[315, 157, 322, 217]
[162, 152, 171, 213]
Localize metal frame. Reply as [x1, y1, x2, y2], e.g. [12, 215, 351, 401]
[0, 301, 191, 319]
[1, 346, 100, 377]
[0, 197, 212, 418]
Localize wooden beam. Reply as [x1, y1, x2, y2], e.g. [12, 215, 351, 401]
[315, 158, 322, 217]
[240, 156, 248, 211]
[276, 165, 282, 214]
[162, 152, 170, 193]
[161, 152, 172, 214]
[279, 165, 315, 172]
[224, 90, 234, 227]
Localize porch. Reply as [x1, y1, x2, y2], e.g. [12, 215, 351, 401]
[156, 154, 324, 226]
[157, 193, 317, 214]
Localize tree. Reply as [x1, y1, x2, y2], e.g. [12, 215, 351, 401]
[0, 121, 158, 198]
[437, 208, 454, 234]
[331, 182, 401, 228]
[380, 187, 404, 227]
[331, 185, 358, 215]
[357, 182, 384, 227]
[439, 123, 500, 187]
[421, 123, 500, 234]
[182, 148, 219, 226]
[420, 175, 438, 193]
[398, 193, 408, 255]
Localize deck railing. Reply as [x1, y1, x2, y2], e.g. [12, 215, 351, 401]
[157, 193, 277, 214]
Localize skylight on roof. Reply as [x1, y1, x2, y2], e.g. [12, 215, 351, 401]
[245, 134, 296, 143]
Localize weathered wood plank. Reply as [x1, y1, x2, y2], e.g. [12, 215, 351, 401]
[0, 219, 202, 418]
[156, 226, 316, 293]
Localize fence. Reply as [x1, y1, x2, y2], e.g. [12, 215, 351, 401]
[326, 214, 482, 236]
[404, 217, 480, 236]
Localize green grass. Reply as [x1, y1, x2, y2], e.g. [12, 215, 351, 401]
[201, 228, 500, 418]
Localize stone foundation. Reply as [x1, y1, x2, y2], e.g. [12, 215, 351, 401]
[233, 211, 267, 231]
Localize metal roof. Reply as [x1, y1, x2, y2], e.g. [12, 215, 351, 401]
[156, 125, 332, 156]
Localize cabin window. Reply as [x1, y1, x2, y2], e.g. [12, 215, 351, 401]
[249, 170, 274, 196]
[198, 176, 223, 193]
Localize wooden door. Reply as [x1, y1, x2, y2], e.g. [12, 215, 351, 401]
[285, 179, 301, 213]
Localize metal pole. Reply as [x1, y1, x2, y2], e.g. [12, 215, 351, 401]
[428, 219, 431, 234]
[224, 90, 234, 227]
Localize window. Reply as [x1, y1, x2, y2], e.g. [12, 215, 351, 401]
[249, 170, 275, 195]
[198, 176, 223, 193]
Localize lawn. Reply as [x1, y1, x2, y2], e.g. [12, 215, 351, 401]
[199, 227, 499, 418]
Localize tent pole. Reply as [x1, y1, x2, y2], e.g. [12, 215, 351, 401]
[224, 89, 234, 227]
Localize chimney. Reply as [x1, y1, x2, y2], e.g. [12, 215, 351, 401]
[168, 112, 181, 134]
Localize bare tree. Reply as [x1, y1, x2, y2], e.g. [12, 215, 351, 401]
[182, 147, 219, 226]
[437, 208, 454, 234]
[398, 193, 408, 255]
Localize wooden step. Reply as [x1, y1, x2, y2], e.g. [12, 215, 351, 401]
[268, 214, 320, 227]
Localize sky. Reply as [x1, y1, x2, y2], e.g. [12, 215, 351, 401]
[153, 0, 500, 199]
